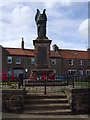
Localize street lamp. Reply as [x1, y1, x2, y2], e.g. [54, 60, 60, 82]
[25, 69, 28, 79]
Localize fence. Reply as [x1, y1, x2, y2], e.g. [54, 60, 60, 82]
[26, 75, 90, 89]
[25, 78, 68, 94]
[25, 79, 68, 86]
[68, 75, 90, 88]
[0, 73, 19, 88]
[0, 73, 90, 89]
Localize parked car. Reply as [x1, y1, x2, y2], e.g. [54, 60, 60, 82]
[55, 74, 67, 80]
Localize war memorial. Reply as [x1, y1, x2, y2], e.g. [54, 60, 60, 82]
[1, 9, 90, 119]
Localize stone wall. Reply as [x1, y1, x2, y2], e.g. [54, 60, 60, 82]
[2, 89, 26, 113]
[65, 87, 90, 114]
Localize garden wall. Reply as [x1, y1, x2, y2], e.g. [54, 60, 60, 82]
[65, 87, 90, 114]
[2, 89, 26, 113]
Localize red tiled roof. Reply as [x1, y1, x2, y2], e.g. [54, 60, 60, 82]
[59, 49, 89, 59]
[5, 48, 60, 58]
[50, 51, 60, 58]
[5, 47, 89, 59]
[5, 48, 35, 56]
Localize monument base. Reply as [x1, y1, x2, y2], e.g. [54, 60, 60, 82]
[33, 37, 52, 69]
[32, 69, 53, 75]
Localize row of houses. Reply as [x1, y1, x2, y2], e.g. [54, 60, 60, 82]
[0, 39, 90, 78]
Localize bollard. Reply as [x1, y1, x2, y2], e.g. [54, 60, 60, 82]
[44, 79, 47, 94]
[18, 74, 23, 89]
[67, 75, 68, 86]
[73, 78, 74, 88]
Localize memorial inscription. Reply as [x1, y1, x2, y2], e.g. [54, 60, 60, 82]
[37, 47, 47, 64]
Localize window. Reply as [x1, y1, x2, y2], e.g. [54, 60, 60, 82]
[79, 60, 83, 65]
[79, 70, 83, 76]
[86, 69, 90, 75]
[68, 59, 73, 65]
[68, 69, 77, 76]
[53, 69, 56, 74]
[88, 60, 90, 66]
[31, 57, 35, 64]
[15, 56, 21, 64]
[7, 56, 12, 64]
[51, 59, 56, 65]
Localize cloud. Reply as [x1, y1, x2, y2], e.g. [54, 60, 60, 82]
[12, 6, 33, 27]
[51, 39, 86, 50]
[0, 2, 88, 50]
[1, 39, 21, 48]
[78, 19, 88, 37]
[48, 19, 82, 37]
[0, 4, 36, 49]
[43, 0, 72, 9]
[0, 0, 89, 8]
[48, 17, 87, 50]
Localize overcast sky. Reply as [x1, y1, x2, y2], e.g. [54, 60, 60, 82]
[0, 1, 89, 50]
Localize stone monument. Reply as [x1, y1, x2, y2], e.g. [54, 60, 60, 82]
[32, 9, 53, 75]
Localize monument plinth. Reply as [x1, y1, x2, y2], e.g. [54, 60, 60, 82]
[33, 38, 52, 70]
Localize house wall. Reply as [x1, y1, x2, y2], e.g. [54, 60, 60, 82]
[2, 48, 9, 74]
[2, 50, 35, 77]
[50, 57, 62, 74]
[1, 47, 90, 78]
[0, 46, 2, 75]
[61, 58, 89, 75]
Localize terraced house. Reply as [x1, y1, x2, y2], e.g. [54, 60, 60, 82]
[0, 38, 90, 78]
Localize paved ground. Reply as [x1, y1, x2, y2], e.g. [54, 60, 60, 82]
[1, 113, 90, 120]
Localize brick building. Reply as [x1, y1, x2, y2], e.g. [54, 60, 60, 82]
[1, 38, 90, 78]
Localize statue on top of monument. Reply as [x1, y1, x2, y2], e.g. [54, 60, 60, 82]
[35, 9, 47, 38]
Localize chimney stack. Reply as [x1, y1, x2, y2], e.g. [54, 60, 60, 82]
[21, 37, 24, 49]
[52, 44, 59, 52]
[87, 48, 90, 52]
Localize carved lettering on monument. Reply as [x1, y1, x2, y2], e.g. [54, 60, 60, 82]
[37, 47, 47, 64]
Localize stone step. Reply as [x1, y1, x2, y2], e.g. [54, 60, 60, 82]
[23, 109, 71, 115]
[24, 98, 68, 104]
[23, 93, 71, 115]
[25, 94, 67, 99]
[24, 103, 70, 110]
